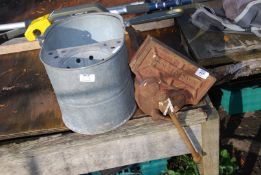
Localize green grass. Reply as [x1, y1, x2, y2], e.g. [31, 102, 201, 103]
[164, 149, 238, 175]
[219, 149, 238, 175]
[164, 155, 200, 175]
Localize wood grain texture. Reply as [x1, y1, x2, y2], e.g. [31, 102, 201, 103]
[201, 97, 220, 175]
[0, 109, 206, 175]
[133, 19, 174, 32]
[0, 41, 40, 55]
[210, 58, 261, 84]
[0, 49, 65, 140]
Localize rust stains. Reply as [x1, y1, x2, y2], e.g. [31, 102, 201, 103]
[130, 36, 216, 120]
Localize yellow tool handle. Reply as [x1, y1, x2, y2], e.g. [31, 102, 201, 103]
[25, 14, 51, 41]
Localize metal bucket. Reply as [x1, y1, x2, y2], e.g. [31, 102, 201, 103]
[40, 13, 136, 134]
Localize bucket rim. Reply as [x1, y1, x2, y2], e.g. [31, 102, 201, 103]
[39, 12, 126, 71]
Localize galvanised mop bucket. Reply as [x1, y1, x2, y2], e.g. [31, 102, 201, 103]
[40, 13, 136, 134]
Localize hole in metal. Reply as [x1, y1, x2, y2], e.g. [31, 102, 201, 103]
[33, 29, 41, 37]
[54, 56, 59, 59]
[111, 46, 115, 49]
[76, 58, 81, 63]
[89, 55, 94, 60]
[48, 52, 53, 55]
[66, 66, 70, 69]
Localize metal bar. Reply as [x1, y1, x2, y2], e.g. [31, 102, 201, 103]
[125, 8, 183, 26]
[0, 22, 26, 31]
[169, 112, 202, 163]
[0, 0, 196, 31]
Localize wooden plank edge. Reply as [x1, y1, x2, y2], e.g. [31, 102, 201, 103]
[200, 96, 220, 175]
[0, 127, 68, 141]
[210, 58, 261, 84]
[0, 117, 203, 174]
[132, 19, 174, 32]
[0, 41, 40, 55]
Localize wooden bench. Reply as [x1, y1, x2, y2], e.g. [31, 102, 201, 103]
[0, 99, 219, 175]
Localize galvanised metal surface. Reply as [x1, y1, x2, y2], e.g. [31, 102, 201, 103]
[40, 13, 136, 134]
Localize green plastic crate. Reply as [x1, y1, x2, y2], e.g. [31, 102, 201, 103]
[221, 85, 261, 115]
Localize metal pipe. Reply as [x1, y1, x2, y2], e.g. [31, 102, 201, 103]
[112, 0, 196, 15]
[147, 0, 192, 11]
[108, 1, 144, 14]
[0, 0, 208, 32]
[0, 22, 25, 31]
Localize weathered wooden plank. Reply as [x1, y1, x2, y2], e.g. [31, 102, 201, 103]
[0, 41, 40, 55]
[200, 96, 220, 175]
[133, 19, 174, 32]
[0, 49, 65, 141]
[0, 108, 206, 175]
[210, 58, 261, 84]
[227, 138, 261, 156]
